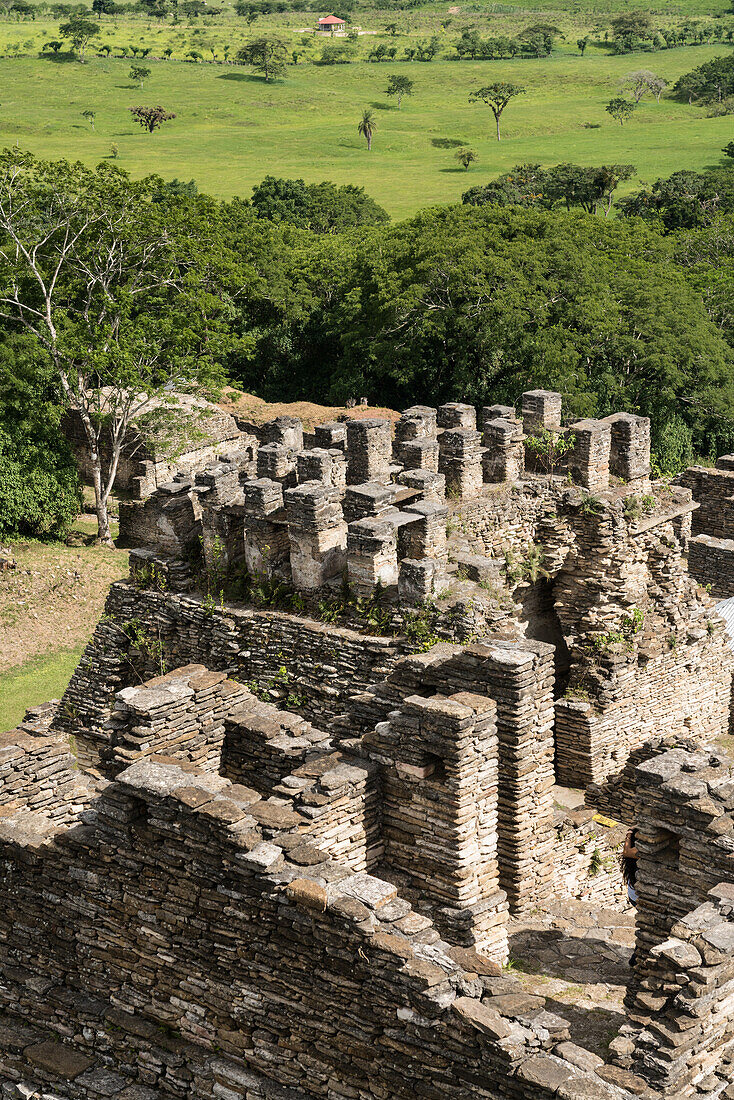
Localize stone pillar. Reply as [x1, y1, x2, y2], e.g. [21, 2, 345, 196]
[314, 421, 347, 451]
[296, 448, 347, 491]
[347, 518, 398, 594]
[396, 470, 446, 503]
[376, 691, 508, 962]
[342, 483, 394, 524]
[402, 500, 448, 562]
[567, 418, 611, 492]
[257, 443, 296, 487]
[242, 477, 290, 577]
[522, 390, 562, 435]
[394, 406, 437, 464]
[400, 438, 440, 472]
[346, 419, 392, 485]
[262, 416, 303, 452]
[439, 429, 483, 500]
[602, 413, 651, 483]
[284, 482, 347, 591]
[398, 558, 444, 603]
[437, 403, 476, 430]
[480, 405, 518, 433]
[482, 418, 525, 484]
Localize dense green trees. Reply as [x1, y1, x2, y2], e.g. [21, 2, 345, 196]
[462, 163, 635, 216]
[619, 167, 734, 230]
[250, 177, 388, 231]
[3, 153, 734, 540]
[673, 55, 734, 104]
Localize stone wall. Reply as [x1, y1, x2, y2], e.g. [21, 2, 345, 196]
[675, 460, 734, 598]
[0, 749, 638, 1100]
[612, 745, 734, 1096]
[553, 808, 628, 910]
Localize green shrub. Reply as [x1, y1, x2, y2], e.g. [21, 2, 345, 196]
[0, 423, 80, 539]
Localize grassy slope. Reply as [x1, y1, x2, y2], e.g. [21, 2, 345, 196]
[1, 43, 732, 217]
[0, 647, 84, 733]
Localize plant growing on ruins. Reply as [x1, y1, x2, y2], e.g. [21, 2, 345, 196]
[522, 542, 550, 584]
[0, 151, 228, 544]
[525, 427, 575, 482]
[579, 493, 603, 516]
[621, 607, 644, 635]
[118, 616, 166, 677]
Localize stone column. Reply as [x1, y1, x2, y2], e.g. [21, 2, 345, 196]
[314, 421, 347, 451]
[242, 477, 290, 577]
[262, 415, 304, 452]
[438, 403, 476, 430]
[347, 518, 398, 594]
[284, 482, 347, 591]
[402, 500, 449, 562]
[346, 419, 392, 485]
[482, 418, 525, 484]
[480, 405, 518, 433]
[567, 418, 611, 492]
[439, 429, 483, 500]
[602, 413, 651, 484]
[376, 691, 508, 962]
[257, 443, 296, 487]
[296, 448, 347, 491]
[522, 390, 563, 435]
[400, 438, 440, 472]
[396, 470, 446, 503]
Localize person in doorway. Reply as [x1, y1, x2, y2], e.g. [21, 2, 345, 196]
[622, 828, 639, 966]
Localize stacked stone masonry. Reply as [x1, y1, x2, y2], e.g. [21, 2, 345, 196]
[7, 390, 734, 1098]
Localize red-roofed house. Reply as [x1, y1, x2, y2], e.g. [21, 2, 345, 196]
[318, 14, 346, 31]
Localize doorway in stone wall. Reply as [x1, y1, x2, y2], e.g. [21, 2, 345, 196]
[515, 578, 572, 697]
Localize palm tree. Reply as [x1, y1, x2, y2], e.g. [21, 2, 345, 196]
[357, 109, 376, 151]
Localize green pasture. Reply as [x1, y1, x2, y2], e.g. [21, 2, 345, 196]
[0, 647, 83, 733]
[1, 42, 732, 217]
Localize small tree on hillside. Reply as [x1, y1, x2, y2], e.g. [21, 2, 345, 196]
[237, 37, 288, 81]
[620, 69, 665, 103]
[577, 36, 588, 54]
[385, 73, 413, 108]
[469, 82, 525, 141]
[43, 39, 64, 52]
[130, 63, 151, 86]
[81, 108, 96, 129]
[129, 105, 176, 132]
[606, 96, 636, 125]
[59, 15, 100, 60]
[357, 108, 376, 150]
[455, 148, 477, 169]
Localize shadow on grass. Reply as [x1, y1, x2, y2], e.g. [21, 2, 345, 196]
[431, 137, 467, 148]
[440, 167, 472, 173]
[217, 71, 277, 83]
[370, 100, 395, 110]
[38, 51, 78, 63]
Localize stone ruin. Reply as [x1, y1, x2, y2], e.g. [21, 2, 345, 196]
[64, 391, 258, 502]
[676, 457, 734, 600]
[3, 391, 734, 1098]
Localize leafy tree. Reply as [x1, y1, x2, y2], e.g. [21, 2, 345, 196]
[237, 37, 288, 81]
[619, 167, 734, 230]
[162, 46, 173, 58]
[0, 152, 230, 542]
[250, 176, 388, 231]
[0, 338, 81, 540]
[724, 142, 734, 160]
[98, 42, 112, 55]
[606, 97, 636, 125]
[385, 21, 398, 35]
[620, 70, 666, 103]
[463, 162, 635, 215]
[357, 108, 376, 151]
[58, 15, 100, 60]
[577, 36, 588, 55]
[469, 82, 525, 141]
[11, 1, 34, 18]
[673, 55, 734, 104]
[385, 73, 413, 108]
[318, 42, 354, 64]
[92, 0, 116, 17]
[43, 39, 64, 52]
[81, 108, 96, 129]
[130, 63, 151, 86]
[455, 148, 477, 170]
[129, 105, 176, 132]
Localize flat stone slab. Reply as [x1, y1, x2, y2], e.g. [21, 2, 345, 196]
[338, 873, 398, 909]
[25, 1039, 94, 1079]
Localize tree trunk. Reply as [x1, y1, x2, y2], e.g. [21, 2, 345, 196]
[495, 111, 501, 141]
[89, 450, 113, 545]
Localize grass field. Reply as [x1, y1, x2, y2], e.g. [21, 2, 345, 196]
[1, 40, 732, 217]
[0, 647, 84, 733]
